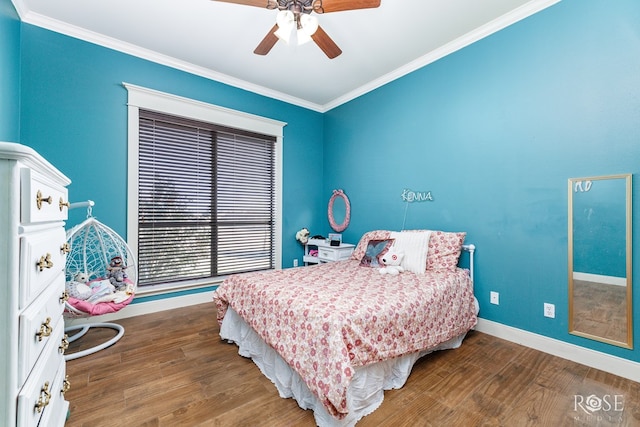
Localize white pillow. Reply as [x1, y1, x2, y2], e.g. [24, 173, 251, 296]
[390, 230, 431, 274]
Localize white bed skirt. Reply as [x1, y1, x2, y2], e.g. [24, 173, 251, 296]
[220, 307, 469, 426]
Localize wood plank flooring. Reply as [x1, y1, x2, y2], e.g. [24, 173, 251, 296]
[64, 302, 640, 426]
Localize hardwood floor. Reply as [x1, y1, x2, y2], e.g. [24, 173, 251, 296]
[64, 302, 640, 426]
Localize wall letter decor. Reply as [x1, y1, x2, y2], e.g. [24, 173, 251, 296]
[401, 188, 433, 202]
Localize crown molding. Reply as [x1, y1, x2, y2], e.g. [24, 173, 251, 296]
[12, 2, 324, 112]
[11, 0, 560, 113]
[323, 0, 561, 111]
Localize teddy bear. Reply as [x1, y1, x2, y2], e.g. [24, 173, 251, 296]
[107, 255, 128, 291]
[379, 249, 405, 276]
[65, 272, 93, 300]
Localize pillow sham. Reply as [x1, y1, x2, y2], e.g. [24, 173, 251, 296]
[351, 230, 393, 261]
[359, 239, 394, 267]
[426, 231, 466, 271]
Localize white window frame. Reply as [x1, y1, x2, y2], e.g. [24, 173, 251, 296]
[124, 83, 285, 294]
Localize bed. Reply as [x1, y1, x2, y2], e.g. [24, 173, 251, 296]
[213, 230, 478, 426]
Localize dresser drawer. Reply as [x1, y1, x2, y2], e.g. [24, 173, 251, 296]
[18, 278, 66, 386]
[34, 360, 69, 427]
[17, 325, 66, 427]
[318, 246, 354, 262]
[19, 227, 67, 309]
[21, 168, 69, 224]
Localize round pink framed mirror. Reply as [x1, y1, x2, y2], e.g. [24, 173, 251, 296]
[328, 189, 351, 232]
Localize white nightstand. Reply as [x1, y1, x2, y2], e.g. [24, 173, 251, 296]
[304, 238, 355, 265]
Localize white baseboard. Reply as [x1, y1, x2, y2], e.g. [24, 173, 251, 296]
[65, 290, 216, 326]
[476, 318, 640, 383]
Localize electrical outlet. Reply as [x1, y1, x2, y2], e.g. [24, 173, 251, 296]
[490, 291, 499, 305]
[293, 259, 299, 267]
[544, 303, 555, 318]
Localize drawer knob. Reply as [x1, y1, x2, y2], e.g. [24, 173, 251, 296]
[37, 253, 54, 271]
[62, 375, 71, 395]
[59, 334, 69, 353]
[36, 190, 53, 210]
[60, 242, 71, 254]
[59, 197, 70, 211]
[35, 381, 51, 413]
[36, 317, 53, 341]
[60, 290, 69, 304]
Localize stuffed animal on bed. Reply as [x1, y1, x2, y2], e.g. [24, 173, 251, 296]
[65, 272, 93, 300]
[379, 249, 405, 276]
[107, 255, 128, 291]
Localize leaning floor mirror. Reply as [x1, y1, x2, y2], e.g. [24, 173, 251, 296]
[568, 173, 632, 349]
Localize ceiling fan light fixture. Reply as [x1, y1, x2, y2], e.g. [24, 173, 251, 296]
[300, 13, 318, 36]
[297, 27, 312, 45]
[297, 14, 318, 45]
[274, 10, 294, 43]
[276, 9, 294, 27]
[245, 0, 375, 58]
[274, 26, 292, 44]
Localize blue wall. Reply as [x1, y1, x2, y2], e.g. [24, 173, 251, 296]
[16, 24, 325, 267]
[323, 0, 640, 361]
[0, 0, 20, 141]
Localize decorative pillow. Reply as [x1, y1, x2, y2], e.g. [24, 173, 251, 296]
[359, 239, 394, 267]
[426, 231, 466, 271]
[390, 230, 431, 274]
[351, 230, 393, 261]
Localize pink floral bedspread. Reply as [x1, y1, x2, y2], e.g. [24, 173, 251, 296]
[213, 260, 477, 420]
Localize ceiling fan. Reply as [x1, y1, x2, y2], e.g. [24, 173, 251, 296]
[214, 0, 381, 59]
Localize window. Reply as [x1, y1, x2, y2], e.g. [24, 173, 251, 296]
[125, 84, 285, 291]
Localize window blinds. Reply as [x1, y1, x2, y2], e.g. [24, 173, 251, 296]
[138, 110, 276, 286]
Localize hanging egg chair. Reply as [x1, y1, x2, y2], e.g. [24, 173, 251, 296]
[63, 201, 137, 360]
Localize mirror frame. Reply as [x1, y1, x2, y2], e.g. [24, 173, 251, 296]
[568, 173, 633, 348]
[328, 189, 351, 232]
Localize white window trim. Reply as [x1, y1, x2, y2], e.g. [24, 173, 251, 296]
[124, 82, 286, 294]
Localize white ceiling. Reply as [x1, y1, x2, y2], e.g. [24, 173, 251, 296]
[12, 0, 558, 112]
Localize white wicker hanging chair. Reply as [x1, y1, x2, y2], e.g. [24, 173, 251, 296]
[64, 201, 137, 360]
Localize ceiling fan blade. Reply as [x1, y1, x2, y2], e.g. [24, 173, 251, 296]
[311, 26, 342, 59]
[254, 24, 280, 55]
[320, 0, 381, 13]
[212, 0, 269, 8]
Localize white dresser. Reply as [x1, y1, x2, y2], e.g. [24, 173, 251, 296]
[0, 142, 71, 427]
